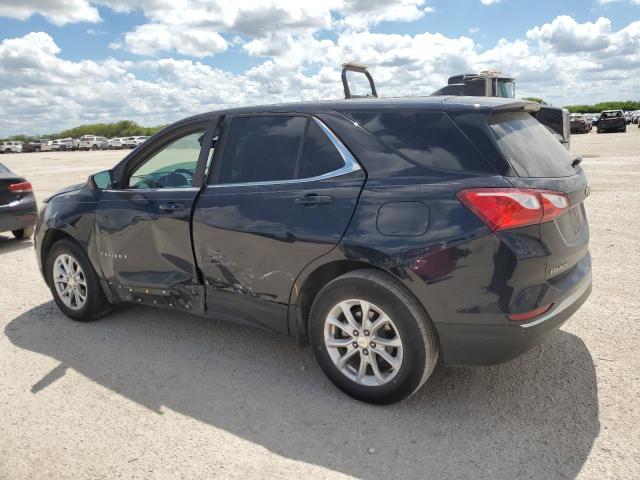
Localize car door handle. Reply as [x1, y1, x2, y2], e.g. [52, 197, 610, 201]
[159, 202, 186, 211]
[294, 194, 333, 206]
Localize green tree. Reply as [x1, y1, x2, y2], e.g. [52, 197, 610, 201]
[523, 97, 549, 105]
[564, 101, 640, 113]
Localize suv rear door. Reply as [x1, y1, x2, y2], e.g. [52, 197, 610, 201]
[192, 114, 365, 333]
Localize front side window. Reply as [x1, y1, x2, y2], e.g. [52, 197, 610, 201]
[127, 131, 205, 189]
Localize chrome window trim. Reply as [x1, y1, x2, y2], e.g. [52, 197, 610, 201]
[209, 116, 361, 188]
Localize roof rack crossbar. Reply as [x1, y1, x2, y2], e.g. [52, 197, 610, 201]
[341, 62, 377, 99]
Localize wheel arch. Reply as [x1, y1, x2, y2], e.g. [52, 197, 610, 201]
[289, 257, 434, 346]
[40, 228, 77, 278]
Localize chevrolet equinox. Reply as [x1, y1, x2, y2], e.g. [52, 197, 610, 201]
[35, 95, 592, 404]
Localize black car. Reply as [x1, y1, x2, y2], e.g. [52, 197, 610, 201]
[34, 96, 592, 404]
[0, 162, 37, 239]
[21, 139, 48, 153]
[597, 110, 626, 133]
[570, 114, 590, 134]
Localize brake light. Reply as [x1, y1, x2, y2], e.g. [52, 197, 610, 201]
[457, 188, 569, 231]
[9, 182, 32, 193]
[507, 303, 553, 321]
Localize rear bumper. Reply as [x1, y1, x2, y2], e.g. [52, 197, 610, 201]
[0, 197, 37, 233]
[436, 267, 592, 366]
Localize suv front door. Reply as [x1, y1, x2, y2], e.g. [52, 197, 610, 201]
[192, 114, 365, 333]
[94, 119, 217, 313]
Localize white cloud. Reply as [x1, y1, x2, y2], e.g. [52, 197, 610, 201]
[115, 23, 228, 57]
[480, 0, 502, 5]
[527, 16, 613, 52]
[2, 13, 640, 136]
[0, 0, 100, 25]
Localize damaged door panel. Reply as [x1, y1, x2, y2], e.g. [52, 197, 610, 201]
[192, 114, 365, 333]
[94, 119, 218, 314]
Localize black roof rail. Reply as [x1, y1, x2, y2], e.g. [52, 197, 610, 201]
[341, 62, 377, 99]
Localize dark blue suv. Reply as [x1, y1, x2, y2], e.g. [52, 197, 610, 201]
[35, 95, 591, 404]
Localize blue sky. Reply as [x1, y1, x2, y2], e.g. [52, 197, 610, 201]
[0, 0, 639, 135]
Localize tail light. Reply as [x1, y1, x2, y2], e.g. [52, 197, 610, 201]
[9, 182, 32, 193]
[508, 303, 553, 321]
[457, 188, 569, 231]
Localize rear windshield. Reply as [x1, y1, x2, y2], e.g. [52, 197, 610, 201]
[601, 111, 622, 118]
[489, 112, 575, 178]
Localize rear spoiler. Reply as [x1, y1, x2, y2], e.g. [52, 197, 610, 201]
[492, 101, 540, 113]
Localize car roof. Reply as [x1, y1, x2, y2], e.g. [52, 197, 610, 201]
[179, 95, 536, 123]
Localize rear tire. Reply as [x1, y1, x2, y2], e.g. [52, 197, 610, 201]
[309, 269, 439, 404]
[45, 239, 111, 321]
[12, 225, 34, 239]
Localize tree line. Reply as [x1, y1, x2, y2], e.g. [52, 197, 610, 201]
[563, 101, 640, 113]
[1, 120, 165, 143]
[524, 98, 640, 113]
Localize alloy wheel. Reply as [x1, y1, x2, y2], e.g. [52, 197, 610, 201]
[324, 299, 403, 387]
[53, 253, 88, 310]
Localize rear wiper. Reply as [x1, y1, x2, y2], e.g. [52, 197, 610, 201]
[572, 155, 583, 168]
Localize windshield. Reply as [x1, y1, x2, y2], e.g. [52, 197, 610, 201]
[0, 162, 8, 173]
[494, 79, 515, 98]
[489, 111, 575, 178]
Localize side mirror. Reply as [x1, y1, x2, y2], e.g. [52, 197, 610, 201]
[89, 170, 112, 190]
[572, 155, 583, 168]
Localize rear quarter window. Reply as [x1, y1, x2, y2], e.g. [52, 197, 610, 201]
[345, 111, 494, 173]
[489, 112, 575, 178]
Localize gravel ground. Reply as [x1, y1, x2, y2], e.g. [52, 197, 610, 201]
[0, 130, 639, 479]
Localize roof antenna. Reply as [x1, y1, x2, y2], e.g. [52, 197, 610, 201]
[341, 62, 378, 99]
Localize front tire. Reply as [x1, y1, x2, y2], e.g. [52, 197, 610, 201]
[45, 239, 111, 321]
[309, 269, 439, 404]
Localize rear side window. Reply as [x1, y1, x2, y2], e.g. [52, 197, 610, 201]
[346, 111, 493, 173]
[219, 116, 305, 183]
[298, 120, 344, 178]
[217, 116, 347, 184]
[489, 112, 575, 178]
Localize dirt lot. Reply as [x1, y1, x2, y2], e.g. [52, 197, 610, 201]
[1, 130, 639, 479]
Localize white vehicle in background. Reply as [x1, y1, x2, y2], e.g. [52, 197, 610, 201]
[40, 140, 66, 151]
[60, 138, 80, 150]
[78, 136, 109, 151]
[108, 137, 125, 149]
[123, 136, 150, 149]
[0, 141, 23, 153]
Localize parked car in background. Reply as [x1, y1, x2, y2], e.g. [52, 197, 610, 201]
[590, 114, 600, 127]
[1, 141, 23, 153]
[78, 136, 109, 150]
[597, 110, 626, 133]
[0, 161, 37, 239]
[570, 113, 591, 134]
[35, 95, 592, 404]
[108, 138, 125, 149]
[61, 138, 80, 150]
[533, 106, 571, 150]
[21, 139, 48, 152]
[624, 111, 631, 124]
[48, 140, 67, 151]
[123, 136, 150, 149]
